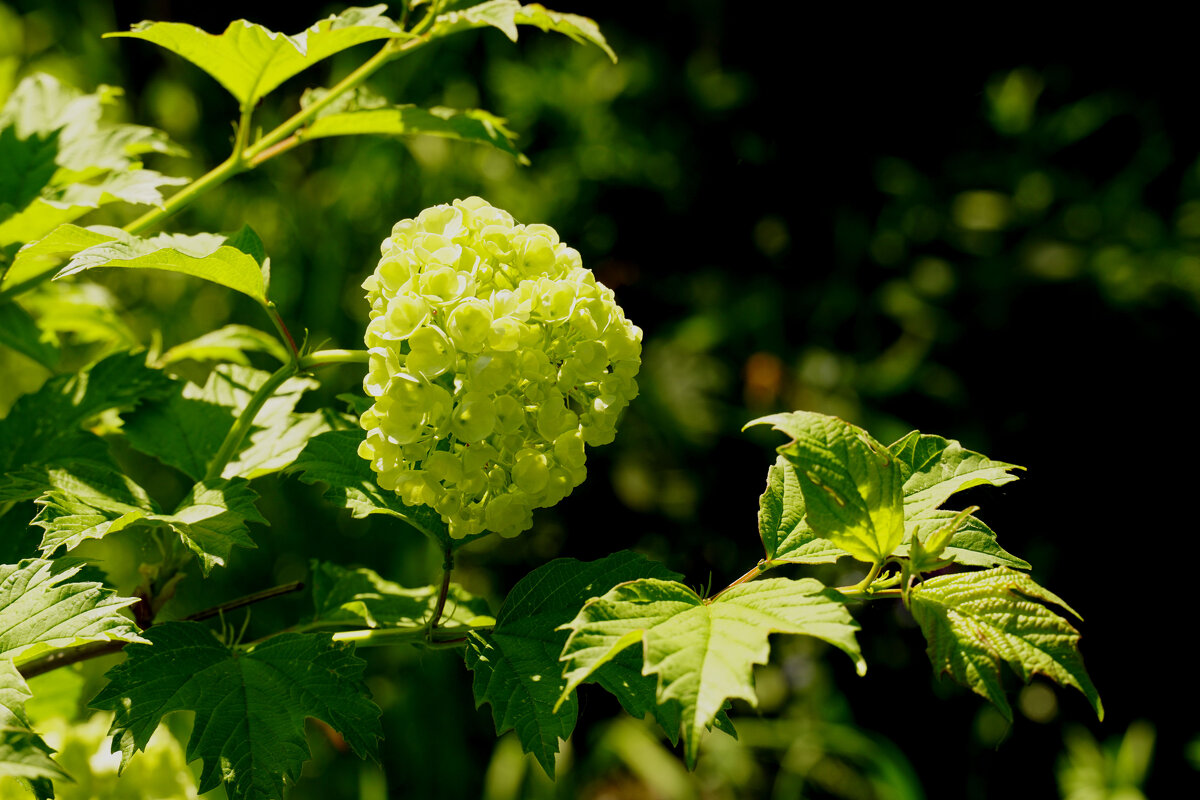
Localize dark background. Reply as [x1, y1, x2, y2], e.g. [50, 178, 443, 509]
[3, 2, 1195, 798]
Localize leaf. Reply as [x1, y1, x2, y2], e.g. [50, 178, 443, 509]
[908, 567, 1103, 722]
[298, 87, 528, 164]
[894, 510, 1030, 570]
[889, 430, 1021, 520]
[158, 323, 290, 367]
[435, 1, 616, 62]
[0, 350, 173, 499]
[33, 462, 158, 554]
[106, 7, 407, 108]
[51, 225, 269, 304]
[0, 558, 146, 665]
[122, 364, 318, 481]
[34, 473, 264, 574]
[17, 282, 140, 352]
[0, 660, 70, 787]
[0, 300, 58, 368]
[0, 74, 185, 248]
[225, 409, 342, 480]
[513, 4, 616, 62]
[310, 560, 492, 630]
[747, 411, 904, 565]
[757, 455, 848, 564]
[559, 577, 865, 768]
[463, 551, 679, 776]
[159, 478, 265, 574]
[288, 428, 458, 547]
[92, 622, 382, 800]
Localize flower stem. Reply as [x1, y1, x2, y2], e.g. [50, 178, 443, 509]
[428, 547, 454, 634]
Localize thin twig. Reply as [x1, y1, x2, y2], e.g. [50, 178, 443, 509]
[184, 581, 305, 622]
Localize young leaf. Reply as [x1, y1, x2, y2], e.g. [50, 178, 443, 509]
[895, 510, 1030, 570]
[0, 558, 146, 665]
[51, 225, 269, 304]
[106, 7, 406, 109]
[908, 567, 1102, 721]
[464, 551, 680, 776]
[747, 411, 904, 565]
[559, 577, 865, 768]
[0, 351, 173, 499]
[435, 1, 616, 62]
[310, 560, 492, 630]
[92, 622, 382, 800]
[758, 455, 848, 564]
[0, 300, 59, 368]
[889, 431, 1021, 520]
[297, 92, 528, 164]
[0, 660, 70, 787]
[288, 428, 457, 547]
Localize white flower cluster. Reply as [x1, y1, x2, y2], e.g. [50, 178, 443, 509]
[357, 197, 642, 539]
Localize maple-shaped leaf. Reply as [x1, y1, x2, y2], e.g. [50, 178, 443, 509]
[92, 622, 381, 800]
[908, 567, 1102, 721]
[463, 551, 679, 776]
[747, 411, 904, 565]
[34, 474, 265, 574]
[0, 558, 146, 664]
[559, 577, 865, 768]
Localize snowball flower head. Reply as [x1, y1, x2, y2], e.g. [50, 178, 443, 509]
[357, 197, 642, 538]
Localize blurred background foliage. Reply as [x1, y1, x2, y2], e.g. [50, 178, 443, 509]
[0, 1, 1196, 798]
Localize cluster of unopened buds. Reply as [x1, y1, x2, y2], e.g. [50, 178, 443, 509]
[357, 197, 642, 539]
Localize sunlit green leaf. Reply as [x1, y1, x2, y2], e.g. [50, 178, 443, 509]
[895, 510, 1030, 570]
[889, 430, 1021, 520]
[106, 6, 407, 108]
[0, 351, 173, 500]
[0, 74, 185, 249]
[0, 558, 146, 665]
[758, 455, 848, 564]
[559, 577, 865, 768]
[157, 323, 290, 367]
[464, 552, 679, 776]
[122, 364, 317, 481]
[33, 472, 263, 574]
[33, 463, 158, 554]
[156, 478, 265, 574]
[298, 87, 528, 164]
[92, 622, 382, 800]
[908, 567, 1102, 721]
[435, 1, 615, 62]
[51, 225, 269, 303]
[747, 411, 904, 565]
